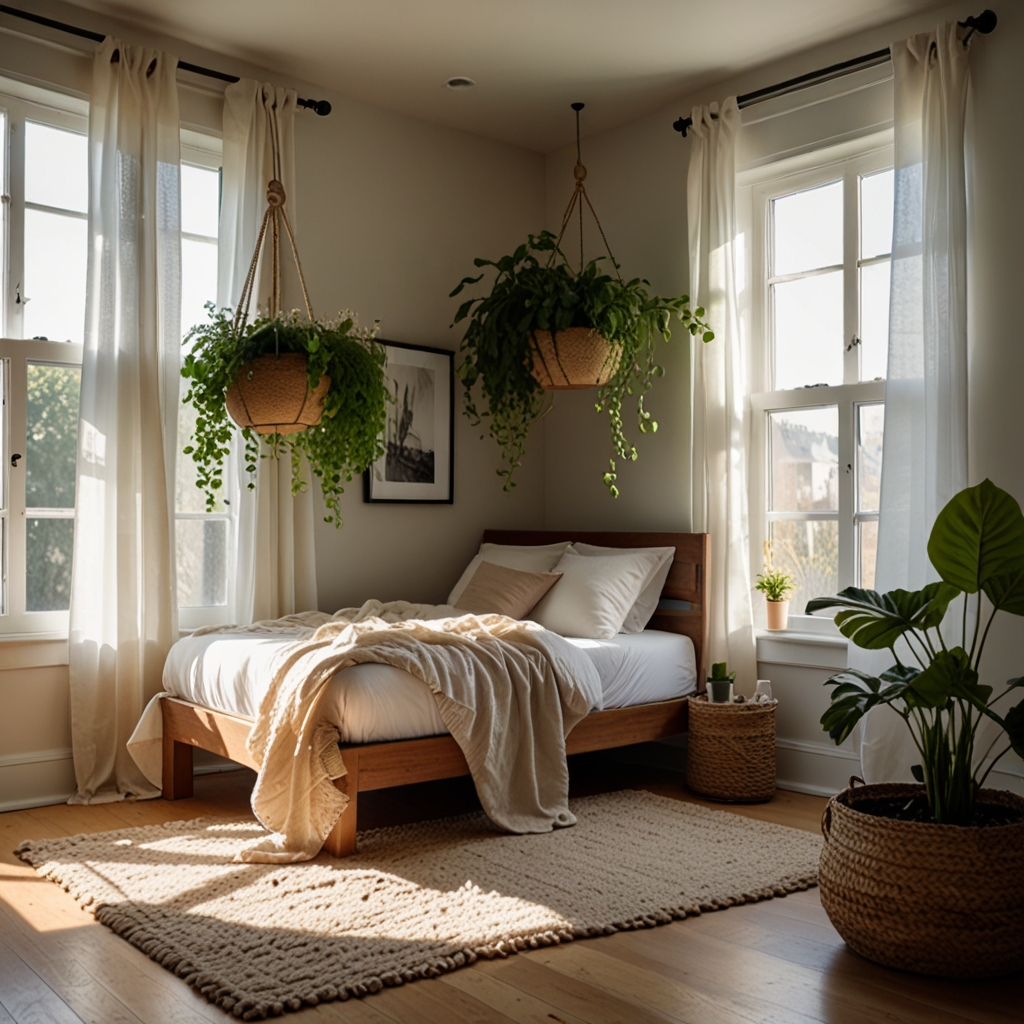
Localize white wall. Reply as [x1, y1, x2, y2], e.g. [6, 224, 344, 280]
[541, 2, 1024, 795]
[0, 0, 546, 808]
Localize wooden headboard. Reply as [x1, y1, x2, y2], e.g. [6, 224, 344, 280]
[481, 531, 710, 683]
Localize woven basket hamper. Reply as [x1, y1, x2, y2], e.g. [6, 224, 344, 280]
[225, 352, 330, 436]
[819, 781, 1024, 978]
[685, 695, 776, 803]
[528, 327, 621, 390]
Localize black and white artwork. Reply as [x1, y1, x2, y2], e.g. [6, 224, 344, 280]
[365, 341, 454, 503]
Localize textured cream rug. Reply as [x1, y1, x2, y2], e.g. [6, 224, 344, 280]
[17, 790, 820, 1020]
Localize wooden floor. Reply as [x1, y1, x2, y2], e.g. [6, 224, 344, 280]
[1, 754, 1020, 1024]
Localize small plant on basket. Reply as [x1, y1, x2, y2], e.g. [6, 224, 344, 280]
[808, 479, 1024, 826]
[706, 661, 736, 703]
[181, 305, 388, 526]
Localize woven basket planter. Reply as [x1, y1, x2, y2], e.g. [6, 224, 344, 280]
[685, 695, 776, 803]
[225, 352, 330, 436]
[529, 327, 621, 390]
[819, 781, 1024, 978]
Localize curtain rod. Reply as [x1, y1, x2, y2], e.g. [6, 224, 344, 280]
[0, 3, 332, 115]
[672, 8, 996, 137]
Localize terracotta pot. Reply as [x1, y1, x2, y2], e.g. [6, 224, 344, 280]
[819, 782, 1024, 978]
[528, 327, 621, 390]
[225, 352, 330, 436]
[765, 599, 790, 630]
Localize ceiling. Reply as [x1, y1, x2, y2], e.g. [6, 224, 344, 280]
[66, 0, 945, 152]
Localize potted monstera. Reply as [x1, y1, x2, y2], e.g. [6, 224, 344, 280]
[808, 479, 1024, 978]
[451, 230, 712, 494]
[182, 305, 388, 526]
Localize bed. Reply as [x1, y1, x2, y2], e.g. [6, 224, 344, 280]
[160, 530, 709, 856]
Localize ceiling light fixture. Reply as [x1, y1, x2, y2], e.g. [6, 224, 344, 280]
[444, 76, 475, 90]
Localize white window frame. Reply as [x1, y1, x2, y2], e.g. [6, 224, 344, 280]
[177, 128, 234, 631]
[0, 86, 87, 636]
[748, 137, 893, 634]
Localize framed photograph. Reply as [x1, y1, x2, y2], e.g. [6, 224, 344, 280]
[364, 340, 454, 503]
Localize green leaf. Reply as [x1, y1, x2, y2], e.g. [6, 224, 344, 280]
[982, 566, 1024, 616]
[910, 647, 978, 708]
[1005, 699, 1024, 760]
[820, 665, 917, 745]
[806, 583, 959, 650]
[927, 478, 1024, 593]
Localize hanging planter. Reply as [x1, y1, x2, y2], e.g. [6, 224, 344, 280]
[451, 103, 714, 495]
[181, 177, 388, 526]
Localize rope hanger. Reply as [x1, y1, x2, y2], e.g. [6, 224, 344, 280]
[232, 113, 314, 338]
[551, 102, 622, 281]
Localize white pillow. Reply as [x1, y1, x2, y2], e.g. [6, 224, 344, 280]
[447, 542, 571, 606]
[572, 542, 675, 632]
[529, 548, 662, 639]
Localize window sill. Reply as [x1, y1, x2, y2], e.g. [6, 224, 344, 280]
[756, 628, 848, 671]
[0, 633, 70, 670]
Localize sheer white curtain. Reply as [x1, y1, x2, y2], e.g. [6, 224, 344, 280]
[861, 23, 971, 781]
[219, 80, 318, 623]
[686, 98, 757, 689]
[68, 38, 181, 803]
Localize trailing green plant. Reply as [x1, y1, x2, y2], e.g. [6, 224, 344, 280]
[451, 231, 713, 494]
[181, 305, 388, 526]
[808, 479, 1024, 825]
[755, 568, 795, 603]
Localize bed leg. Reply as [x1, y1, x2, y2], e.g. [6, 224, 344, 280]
[162, 734, 194, 800]
[324, 749, 359, 858]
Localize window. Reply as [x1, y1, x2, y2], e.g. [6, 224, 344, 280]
[750, 144, 892, 622]
[0, 89, 87, 634]
[0, 86, 227, 633]
[176, 132, 230, 630]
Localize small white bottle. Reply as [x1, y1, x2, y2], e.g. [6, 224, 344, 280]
[755, 679, 773, 701]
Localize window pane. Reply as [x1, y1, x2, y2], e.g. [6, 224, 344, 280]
[772, 180, 843, 276]
[25, 122, 87, 214]
[26, 517, 74, 611]
[859, 260, 890, 381]
[770, 519, 839, 613]
[861, 169, 894, 259]
[181, 164, 220, 238]
[26, 363, 80, 509]
[181, 237, 219, 342]
[770, 406, 839, 512]
[859, 519, 879, 590]
[857, 403, 885, 513]
[23, 209, 87, 344]
[176, 518, 228, 606]
[773, 271, 844, 389]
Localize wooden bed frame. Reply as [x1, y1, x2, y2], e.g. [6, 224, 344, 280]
[161, 530, 709, 856]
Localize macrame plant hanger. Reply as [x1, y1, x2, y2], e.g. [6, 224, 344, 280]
[550, 103, 622, 281]
[528, 102, 624, 391]
[224, 117, 330, 436]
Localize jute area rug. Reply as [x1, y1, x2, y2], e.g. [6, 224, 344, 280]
[17, 789, 821, 1020]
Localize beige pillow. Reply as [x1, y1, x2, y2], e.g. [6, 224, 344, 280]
[454, 561, 563, 619]
[447, 541, 571, 606]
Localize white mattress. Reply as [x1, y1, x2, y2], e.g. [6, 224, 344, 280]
[163, 627, 696, 744]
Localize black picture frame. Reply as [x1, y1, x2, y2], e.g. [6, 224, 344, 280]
[363, 340, 455, 504]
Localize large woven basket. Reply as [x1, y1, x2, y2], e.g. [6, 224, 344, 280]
[819, 781, 1024, 978]
[685, 695, 776, 803]
[225, 352, 330, 436]
[528, 327, 621, 390]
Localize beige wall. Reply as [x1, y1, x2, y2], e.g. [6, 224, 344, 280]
[0, 2, 546, 807]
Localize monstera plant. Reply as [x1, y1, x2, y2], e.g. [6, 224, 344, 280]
[809, 479, 1024, 826]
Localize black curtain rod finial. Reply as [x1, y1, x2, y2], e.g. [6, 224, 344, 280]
[571, 101, 585, 111]
[672, 115, 692, 137]
[297, 98, 332, 116]
[960, 9, 997, 34]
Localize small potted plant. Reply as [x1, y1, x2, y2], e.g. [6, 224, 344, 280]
[755, 568, 794, 631]
[182, 305, 388, 526]
[706, 660, 736, 703]
[808, 479, 1024, 978]
[450, 231, 713, 495]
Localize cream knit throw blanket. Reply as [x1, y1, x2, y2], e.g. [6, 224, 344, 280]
[232, 602, 601, 864]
